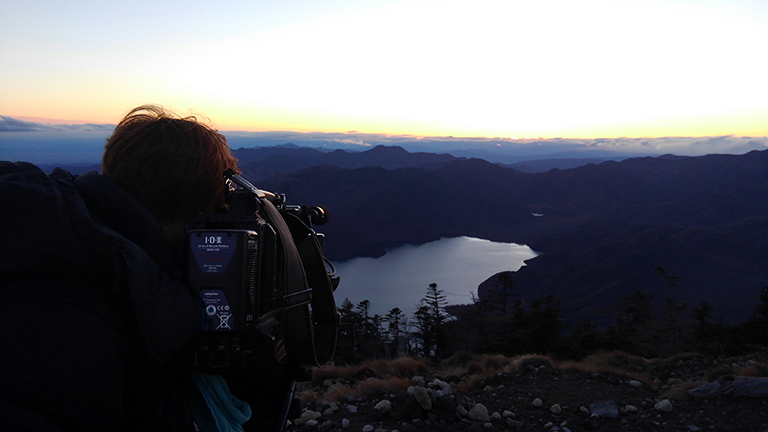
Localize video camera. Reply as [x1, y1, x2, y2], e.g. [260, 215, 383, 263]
[182, 168, 339, 371]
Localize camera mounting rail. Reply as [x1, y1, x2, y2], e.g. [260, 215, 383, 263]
[224, 168, 282, 206]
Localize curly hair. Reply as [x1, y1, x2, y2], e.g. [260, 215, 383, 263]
[102, 105, 240, 224]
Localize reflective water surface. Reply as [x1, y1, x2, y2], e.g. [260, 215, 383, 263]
[331, 237, 538, 316]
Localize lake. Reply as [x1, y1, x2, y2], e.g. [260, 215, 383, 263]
[331, 236, 539, 317]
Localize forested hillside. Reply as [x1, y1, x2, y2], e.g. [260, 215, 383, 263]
[251, 146, 768, 329]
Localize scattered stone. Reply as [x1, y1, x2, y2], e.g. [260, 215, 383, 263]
[375, 400, 392, 414]
[412, 386, 432, 410]
[483, 385, 494, 392]
[429, 379, 448, 389]
[588, 401, 619, 419]
[342, 418, 350, 429]
[330, 402, 339, 412]
[550, 403, 562, 414]
[624, 405, 639, 413]
[502, 410, 514, 418]
[544, 421, 554, 428]
[347, 405, 358, 413]
[295, 410, 317, 426]
[629, 380, 642, 387]
[688, 425, 701, 431]
[506, 418, 524, 428]
[362, 425, 374, 432]
[469, 404, 491, 422]
[456, 405, 469, 418]
[654, 399, 674, 412]
[580, 406, 590, 414]
[532, 398, 543, 407]
[318, 420, 333, 432]
[490, 411, 502, 421]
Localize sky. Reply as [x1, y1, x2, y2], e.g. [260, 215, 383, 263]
[1, 0, 767, 140]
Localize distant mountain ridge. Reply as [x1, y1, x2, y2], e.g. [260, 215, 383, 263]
[232, 145, 458, 181]
[250, 146, 768, 327]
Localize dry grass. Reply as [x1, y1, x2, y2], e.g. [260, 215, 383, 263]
[737, 362, 768, 377]
[706, 364, 736, 382]
[305, 350, 755, 401]
[310, 363, 361, 386]
[441, 350, 478, 367]
[483, 354, 513, 371]
[559, 353, 656, 389]
[580, 350, 649, 373]
[661, 382, 697, 401]
[310, 357, 430, 386]
[300, 377, 412, 403]
[513, 354, 555, 372]
[363, 357, 430, 378]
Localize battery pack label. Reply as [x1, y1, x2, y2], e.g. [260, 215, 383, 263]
[199, 289, 233, 331]
[192, 233, 236, 274]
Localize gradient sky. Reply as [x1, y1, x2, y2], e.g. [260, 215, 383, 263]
[1, 0, 767, 139]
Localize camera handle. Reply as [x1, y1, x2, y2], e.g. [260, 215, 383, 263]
[261, 198, 338, 366]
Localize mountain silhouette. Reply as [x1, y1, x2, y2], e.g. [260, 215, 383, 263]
[232, 145, 457, 181]
[253, 146, 768, 326]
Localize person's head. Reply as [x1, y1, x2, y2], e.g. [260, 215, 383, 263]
[102, 105, 240, 225]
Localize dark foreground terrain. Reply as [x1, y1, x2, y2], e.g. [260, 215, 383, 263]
[288, 350, 768, 432]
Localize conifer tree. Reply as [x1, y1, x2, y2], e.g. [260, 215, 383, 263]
[384, 307, 406, 357]
[656, 265, 687, 354]
[412, 283, 450, 358]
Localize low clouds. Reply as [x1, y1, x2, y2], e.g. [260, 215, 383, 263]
[0, 117, 114, 133]
[2, 116, 767, 165]
[0, 116, 41, 132]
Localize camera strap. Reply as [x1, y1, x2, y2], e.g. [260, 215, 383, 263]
[260, 199, 337, 366]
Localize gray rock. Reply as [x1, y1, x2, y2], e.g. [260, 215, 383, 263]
[456, 405, 469, 418]
[375, 399, 392, 414]
[469, 404, 491, 422]
[654, 399, 673, 412]
[689, 376, 768, 398]
[412, 386, 432, 410]
[295, 410, 317, 426]
[588, 400, 619, 419]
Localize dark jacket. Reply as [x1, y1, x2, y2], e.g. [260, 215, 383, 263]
[0, 162, 202, 431]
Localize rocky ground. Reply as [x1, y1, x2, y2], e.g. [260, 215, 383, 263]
[287, 350, 768, 432]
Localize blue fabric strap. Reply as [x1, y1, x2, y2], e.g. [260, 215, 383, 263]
[191, 372, 252, 432]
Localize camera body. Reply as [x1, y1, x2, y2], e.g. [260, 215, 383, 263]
[182, 171, 337, 372]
